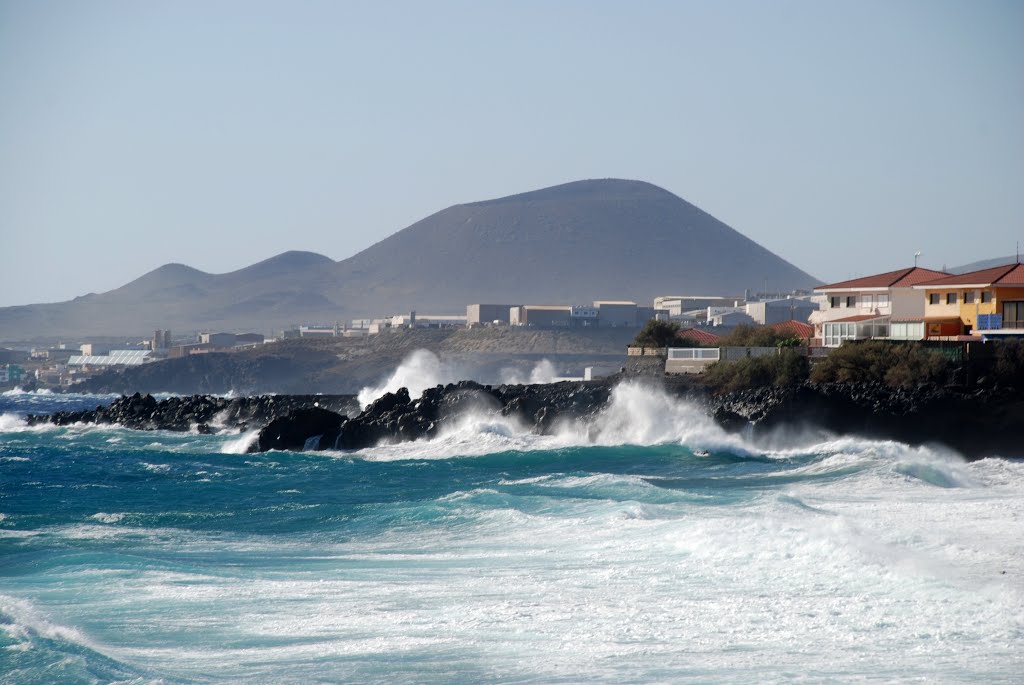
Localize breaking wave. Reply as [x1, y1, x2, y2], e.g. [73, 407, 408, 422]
[2, 379, 1022, 684]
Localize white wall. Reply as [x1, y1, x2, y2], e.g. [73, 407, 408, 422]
[891, 288, 926, 319]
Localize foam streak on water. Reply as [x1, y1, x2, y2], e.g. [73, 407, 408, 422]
[0, 389, 1022, 684]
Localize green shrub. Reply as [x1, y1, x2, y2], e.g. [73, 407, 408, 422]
[716, 324, 804, 348]
[703, 349, 809, 394]
[810, 340, 949, 387]
[632, 319, 681, 348]
[994, 339, 1024, 386]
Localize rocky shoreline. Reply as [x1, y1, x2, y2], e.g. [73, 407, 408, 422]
[25, 393, 360, 435]
[24, 380, 1024, 459]
[707, 381, 1024, 459]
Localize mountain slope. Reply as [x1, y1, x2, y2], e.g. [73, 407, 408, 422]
[325, 179, 818, 314]
[0, 252, 340, 339]
[950, 255, 1019, 274]
[0, 180, 818, 339]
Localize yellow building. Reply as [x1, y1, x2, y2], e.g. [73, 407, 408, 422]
[914, 263, 1024, 336]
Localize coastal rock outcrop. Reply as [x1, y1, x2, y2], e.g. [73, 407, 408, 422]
[26, 393, 358, 433]
[25, 380, 1024, 459]
[253, 407, 347, 453]
[705, 381, 1024, 458]
[248, 380, 613, 453]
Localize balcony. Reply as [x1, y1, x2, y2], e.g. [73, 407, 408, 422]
[975, 314, 1024, 335]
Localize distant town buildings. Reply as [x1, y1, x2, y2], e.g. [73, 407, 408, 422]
[7, 262, 1023, 391]
[152, 329, 172, 352]
[745, 297, 818, 325]
[467, 304, 517, 326]
[488, 301, 662, 329]
[0, 364, 25, 386]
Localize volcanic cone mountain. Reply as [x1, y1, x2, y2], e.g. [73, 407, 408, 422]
[0, 179, 818, 339]
[330, 179, 818, 313]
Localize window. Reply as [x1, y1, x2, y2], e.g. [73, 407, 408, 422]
[982, 291, 993, 303]
[877, 294, 889, 307]
[830, 296, 841, 308]
[963, 291, 975, 304]
[1003, 301, 1024, 328]
[890, 322, 923, 340]
[929, 293, 940, 305]
[946, 292, 957, 305]
[824, 321, 859, 347]
[846, 296, 856, 307]
[860, 294, 873, 308]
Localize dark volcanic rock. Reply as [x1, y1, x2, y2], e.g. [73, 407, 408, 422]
[247, 380, 615, 453]
[254, 407, 346, 452]
[24, 378, 1024, 460]
[26, 392, 358, 433]
[705, 381, 1024, 459]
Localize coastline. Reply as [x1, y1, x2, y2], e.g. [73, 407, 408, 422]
[23, 378, 1024, 460]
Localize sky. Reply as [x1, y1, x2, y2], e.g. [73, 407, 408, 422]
[1, 0, 1022, 306]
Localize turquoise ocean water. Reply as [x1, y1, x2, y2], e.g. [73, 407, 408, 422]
[1, 385, 1022, 684]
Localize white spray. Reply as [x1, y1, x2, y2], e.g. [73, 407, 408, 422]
[498, 359, 568, 385]
[357, 350, 456, 409]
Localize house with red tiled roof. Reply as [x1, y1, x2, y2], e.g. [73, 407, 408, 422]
[810, 267, 950, 347]
[770, 319, 815, 340]
[913, 262, 1024, 338]
[676, 327, 720, 346]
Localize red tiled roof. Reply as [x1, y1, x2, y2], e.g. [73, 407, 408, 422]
[828, 314, 889, 323]
[677, 327, 720, 345]
[816, 267, 950, 291]
[771, 320, 814, 338]
[915, 262, 1024, 287]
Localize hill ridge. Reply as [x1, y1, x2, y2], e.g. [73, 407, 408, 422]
[0, 179, 817, 339]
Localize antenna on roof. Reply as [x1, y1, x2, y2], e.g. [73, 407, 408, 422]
[914, 251, 922, 267]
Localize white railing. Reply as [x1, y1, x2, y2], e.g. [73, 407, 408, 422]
[667, 348, 720, 361]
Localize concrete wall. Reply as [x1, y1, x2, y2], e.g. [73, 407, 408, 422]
[625, 354, 666, 376]
[200, 333, 237, 347]
[665, 347, 719, 374]
[467, 304, 516, 325]
[890, 288, 925, 319]
[516, 306, 571, 327]
[596, 303, 638, 327]
[80, 343, 110, 356]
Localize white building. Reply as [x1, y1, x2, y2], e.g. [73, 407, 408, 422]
[390, 313, 467, 328]
[810, 267, 948, 347]
[745, 297, 818, 325]
[654, 296, 738, 317]
[593, 301, 638, 327]
[66, 350, 152, 367]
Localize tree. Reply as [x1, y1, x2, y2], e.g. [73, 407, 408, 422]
[632, 319, 681, 348]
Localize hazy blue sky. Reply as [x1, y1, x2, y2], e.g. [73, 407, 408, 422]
[1, 0, 1022, 306]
